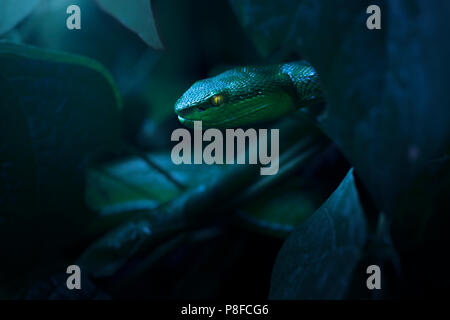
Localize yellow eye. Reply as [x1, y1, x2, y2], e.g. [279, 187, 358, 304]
[211, 94, 224, 106]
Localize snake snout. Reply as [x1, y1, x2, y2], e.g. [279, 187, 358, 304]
[174, 101, 191, 117]
[175, 103, 206, 119]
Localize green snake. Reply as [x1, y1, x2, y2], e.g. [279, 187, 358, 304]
[175, 61, 323, 128]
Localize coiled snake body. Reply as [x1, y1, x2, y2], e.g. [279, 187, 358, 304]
[175, 61, 323, 128]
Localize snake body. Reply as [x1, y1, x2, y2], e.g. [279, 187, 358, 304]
[175, 61, 323, 128]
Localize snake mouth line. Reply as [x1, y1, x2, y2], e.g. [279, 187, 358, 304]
[177, 114, 244, 128]
[177, 115, 187, 122]
[177, 102, 273, 128]
[177, 115, 191, 126]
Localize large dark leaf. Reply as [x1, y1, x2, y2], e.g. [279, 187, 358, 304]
[231, 0, 450, 222]
[0, 43, 121, 293]
[78, 119, 328, 277]
[229, 0, 302, 57]
[269, 169, 367, 299]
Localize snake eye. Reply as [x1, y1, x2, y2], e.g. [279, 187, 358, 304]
[210, 94, 224, 106]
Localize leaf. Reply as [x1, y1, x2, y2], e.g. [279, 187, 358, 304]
[95, 0, 163, 49]
[79, 154, 253, 278]
[269, 169, 367, 299]
[79, 118, 326, 278]
[0, 43, 121, 293]
[232, 0, 450, 220]
[78, 219, 154, 278]
[79, 154, 249, 278]
[85, 152, 229, 215]
[13, 0, 162, 105]
[238, 185, 320, 237]
[238, 175, 337, 238]
[229, 0, 301, 57]
[295, 0, 450, 229]
[0, 0, 40, 35]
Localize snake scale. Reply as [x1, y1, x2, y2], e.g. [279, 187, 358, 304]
[175, 61, 323, 128]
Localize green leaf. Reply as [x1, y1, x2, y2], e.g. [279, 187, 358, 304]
[79, 118, 326, 278]
[269, 169, 367, 299]
[95, 0, 163, 49]
[238, 186, 319, 237]
[85, 152, 232, 214]
[237, 179, 330, 238]
[0, 43, 121, 293]
[0, 0, 40, 35]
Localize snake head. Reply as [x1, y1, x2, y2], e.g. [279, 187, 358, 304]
[175, 74, 232, 128]
[175, 66, 297, 128]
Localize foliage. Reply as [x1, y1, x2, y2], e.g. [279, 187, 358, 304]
[0, 0, 40, 35]
[0, 43, 121, 294]
[0, 0, 449, 299]
[270, 169, 367, 299]
[232, 0, 450, 241]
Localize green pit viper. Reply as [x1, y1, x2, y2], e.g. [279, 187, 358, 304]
[175, 61, 323, 128]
